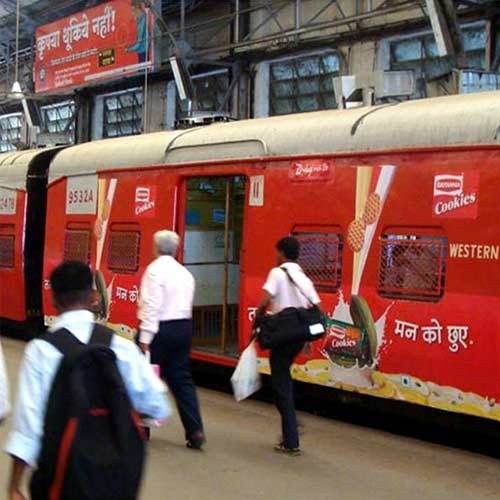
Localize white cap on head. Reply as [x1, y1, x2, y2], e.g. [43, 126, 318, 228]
[154, 230, 180, 256]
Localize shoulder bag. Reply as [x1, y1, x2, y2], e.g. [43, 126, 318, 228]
[254, 267, 326, 350]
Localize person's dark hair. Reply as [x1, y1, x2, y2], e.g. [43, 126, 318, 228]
[276, 236, 300, 261]
[50, 261, 93, 309]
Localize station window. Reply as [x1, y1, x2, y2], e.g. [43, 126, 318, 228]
[103, 88, 143, 138]
[0, 112, 22, 152]
[41, 101, 76, 140]
[389, 24, 490, 97]
[108, 228, 141, 273]
[378, 233, 447, 302]
[269, 52, 339, 116]
[192, 71, 230, 112]
[0, 226, 15, 268]
[64, 227, 91, 264]
[292, 229, 343, 293]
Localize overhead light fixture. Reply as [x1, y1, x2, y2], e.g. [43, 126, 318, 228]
[169, 57, 187, 100]
[10, 80, 23, 99]
[10, 81, 33, 128]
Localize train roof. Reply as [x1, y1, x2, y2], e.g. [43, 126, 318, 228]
[164, 91, 500, 164]
[32, 90, 500, 182]
[48, 130, 185, 182]
[0, 147, 61, 190]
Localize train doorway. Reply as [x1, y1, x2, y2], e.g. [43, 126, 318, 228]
[182, 176, 245, 356]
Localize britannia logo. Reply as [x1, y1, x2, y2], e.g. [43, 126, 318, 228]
[433, 174, 463, 197]
[135, 186, 156, 216]
[135, 187, 151, 203]
[432, 172, 479, 219]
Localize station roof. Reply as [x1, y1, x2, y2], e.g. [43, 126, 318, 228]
[0, 0, 95, 55]
[2, 90, 500, 186]
[50, 91, 500, 180]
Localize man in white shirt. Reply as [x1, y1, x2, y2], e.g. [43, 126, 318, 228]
[138, 230, 205, 450]
[256, 236, 321, 456]
[5, 261, 169, 500]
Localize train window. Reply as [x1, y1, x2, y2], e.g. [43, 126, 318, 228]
[0, 230, 15, 268]
[64, 227, 91, 264]
[292, 229, 343, 293]
[378, 233, 447, 302]
[108, 229, 141, 273]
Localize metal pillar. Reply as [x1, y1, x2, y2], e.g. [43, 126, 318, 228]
[234, 0, 240, 44]
[180, 0, 185, 40]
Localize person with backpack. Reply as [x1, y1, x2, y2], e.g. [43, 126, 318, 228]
[5, 261, 170, 500]
[137, 230, 206, 450]
[255, 236, 321, 457]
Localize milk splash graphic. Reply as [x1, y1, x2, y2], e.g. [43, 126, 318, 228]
[321, 291, 392, 388]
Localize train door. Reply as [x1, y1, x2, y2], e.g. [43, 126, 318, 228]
[182, 176, 245, 356]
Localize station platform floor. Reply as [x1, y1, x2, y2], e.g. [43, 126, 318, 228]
[1, 337, 500, 500]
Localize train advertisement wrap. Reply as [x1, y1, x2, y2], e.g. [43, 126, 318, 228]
[34, 0, 154, 93]
[41, 156, 500, 425]
[264, 164, 499, 421]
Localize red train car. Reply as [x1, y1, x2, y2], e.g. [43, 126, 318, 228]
[38, 91, 500, 422]
[0, 148, 60, 333]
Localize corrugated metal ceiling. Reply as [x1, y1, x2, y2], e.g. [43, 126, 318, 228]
[0, 0, 100, 50]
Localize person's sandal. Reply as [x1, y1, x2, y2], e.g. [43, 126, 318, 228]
[274, 443, 301, 456]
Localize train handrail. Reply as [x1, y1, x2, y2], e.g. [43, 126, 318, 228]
[165, 137, 270, 162]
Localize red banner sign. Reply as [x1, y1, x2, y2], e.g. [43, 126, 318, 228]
[289, 159, 333, 182]
[34, 0, 154, 93]
[432, 171, 479, 219]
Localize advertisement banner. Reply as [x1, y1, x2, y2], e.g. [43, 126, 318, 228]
[34, 0, 154, 93]
[289, 159, 333, 182]
[432, 171, 480, 219]
[134, 185, 156, 218]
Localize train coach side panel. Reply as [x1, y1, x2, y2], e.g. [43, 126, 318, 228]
[275, 150, 500, 421]
[359, 151, 500, 400]
[240, 159, 354, 352]
[40, 148, 500, 423]
[0, 188, 27, 322]
[43, 176, 98, 324]
[43, 169, 178, 335]
[95, 170, 178, 338]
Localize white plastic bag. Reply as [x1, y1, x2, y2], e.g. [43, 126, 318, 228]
[231, 341, 261, 402]
[143, 350, 171, 427]
[0, 339, 10, 422]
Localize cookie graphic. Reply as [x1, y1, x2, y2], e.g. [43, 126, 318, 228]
[347, 219, 366, 252]
[321, 320, 369, 368]
[94, 218, 103, 240]
[362, 192, 381, 226]
[103, 199, 112, 221]
[349, 295, 378, 363]
[94, 269, 109, 320]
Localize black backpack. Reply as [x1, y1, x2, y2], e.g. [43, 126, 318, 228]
[30, 324, 146, 500]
